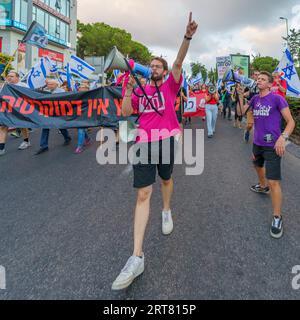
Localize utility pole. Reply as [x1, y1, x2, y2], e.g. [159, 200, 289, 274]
[25, 0, 33, 70]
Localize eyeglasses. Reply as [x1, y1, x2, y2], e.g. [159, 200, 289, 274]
[150, 64, 164, 69]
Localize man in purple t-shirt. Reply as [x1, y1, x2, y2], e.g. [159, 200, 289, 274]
[238, 71, 295, 239]
[111, 13, 198, 291]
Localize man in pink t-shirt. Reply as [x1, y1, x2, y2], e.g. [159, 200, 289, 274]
[112, 13, 198, 291]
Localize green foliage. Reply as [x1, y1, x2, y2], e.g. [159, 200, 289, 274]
[0, 52, 14, 76]
[129, 41, 153, 65]
[190, 62, 207, 80]
[208, 68, 218, 84]
[284, 29, 300, 67]
[251, 56, 279, 73]
[77, 21, 152, 65]
[287, 97, 300, 142]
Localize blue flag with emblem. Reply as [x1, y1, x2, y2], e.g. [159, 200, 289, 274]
[69, 55, 95, 80]
[22, 21, 48, 48]
[276, 48, 300, 98]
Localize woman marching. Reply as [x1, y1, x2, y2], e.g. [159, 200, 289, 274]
[205, 86, 220, 138]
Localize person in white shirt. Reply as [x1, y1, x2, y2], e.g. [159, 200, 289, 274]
[0, 71, 31, 156]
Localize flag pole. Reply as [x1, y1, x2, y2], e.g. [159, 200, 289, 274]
[25, 0, 33, 71]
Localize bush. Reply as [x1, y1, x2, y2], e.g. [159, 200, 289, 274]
[287, 97, 300, 144]
[0, 52, 14, 76]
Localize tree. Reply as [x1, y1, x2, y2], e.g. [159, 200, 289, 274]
[207, 67, 218, 84]
[77, 21, 152, 65]
[284, 29, 300, 67]
[128, 41, 153, 65]
[190, 62, 207, 80]
[251, 56, 279, 73]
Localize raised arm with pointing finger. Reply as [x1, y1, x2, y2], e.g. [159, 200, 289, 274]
[172, 12, 198, 83]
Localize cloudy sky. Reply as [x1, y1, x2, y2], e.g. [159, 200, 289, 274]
[78, 0, 300, 71]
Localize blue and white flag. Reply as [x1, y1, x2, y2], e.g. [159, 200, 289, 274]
[22, 21, 48, 48]
[190, 73, 203, 86]
[50, 63, 58, 74]
[90, 80, 98, 89]
[57, 70, 67, 85]
[113, 69, 121, 79]
[27, 57, 53, 89]
[66, 63, 76, 91]
[69, 55, 95, 80]
[226, 81, 235, 91]
[110, 69, 121, 85]
[276, 48, 300, 98]
[181, 71, 189, 99]
[217, 79, 223, 90]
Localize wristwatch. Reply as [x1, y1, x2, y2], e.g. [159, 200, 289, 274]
[281, 133, 289, 141]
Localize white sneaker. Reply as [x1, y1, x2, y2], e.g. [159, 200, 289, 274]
[112, 254, 144, 290]
[0, 149, 6, 156]
[18, 141, 31, 150]
[162, 210, 174, 235]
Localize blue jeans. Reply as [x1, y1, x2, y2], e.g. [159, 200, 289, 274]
[77, 129, 89, 148]
[40, 129, 70, 149]
[205, 104, 218, 136]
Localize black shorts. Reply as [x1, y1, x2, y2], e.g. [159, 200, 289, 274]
[252, 144, 282, 181]
[133, 137, 175, 189]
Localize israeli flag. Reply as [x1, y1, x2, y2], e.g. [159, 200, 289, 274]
[113, 69, 121, 79]
[27, 57, 53, 89]
[50, 63, 58, 74]
[217, 79, 223, 90]
[58, 70, 67, 85]
[181, 71, 189, 98]
[226, 81, 235, 91]
[190, 73, 203, 86]
[66, 63, 76, 91]
[69, 55, 95, 80]
[90, 80, 98, 89]
[276, 48, 300, 98]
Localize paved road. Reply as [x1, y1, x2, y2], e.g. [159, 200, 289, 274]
[0, 117, 300, 300]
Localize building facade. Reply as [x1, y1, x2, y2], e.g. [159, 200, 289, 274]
[0, 0, 77, 71]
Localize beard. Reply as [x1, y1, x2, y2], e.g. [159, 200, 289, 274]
[151, 73, 164, 82]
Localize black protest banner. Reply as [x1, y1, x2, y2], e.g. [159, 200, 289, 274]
[0, 84, 133, 129]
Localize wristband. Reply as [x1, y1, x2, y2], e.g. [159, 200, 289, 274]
[184, 35, 192, 41]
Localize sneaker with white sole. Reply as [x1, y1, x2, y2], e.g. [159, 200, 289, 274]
[18, 141, 31, 150]
[0, 149, 6, 156]
[270, 216, 283, 239]
[162, 210, 174, 235]
[250, 184, 270, 195]
[112, 254, 144, 291]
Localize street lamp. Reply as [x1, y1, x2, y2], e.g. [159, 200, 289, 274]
[279, 17, 289, 39]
